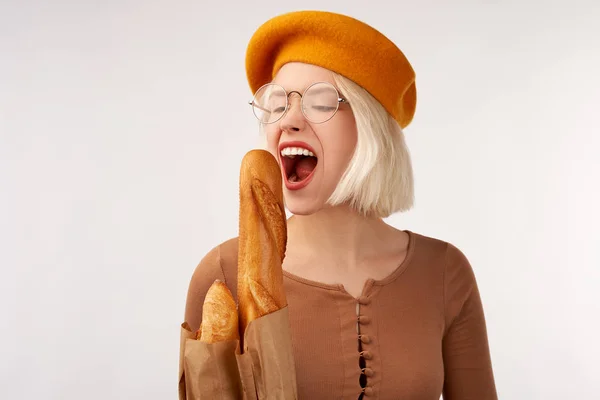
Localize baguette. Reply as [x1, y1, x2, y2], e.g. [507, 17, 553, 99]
[197, 279, 239, 343]
[237, 149, 288, 340]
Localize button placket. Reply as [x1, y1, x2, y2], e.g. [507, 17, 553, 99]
[356, 296, 375, 397]
[358, 334, 371, 344]
[361, 386, 374, 396]
[361, 367, 374, 377]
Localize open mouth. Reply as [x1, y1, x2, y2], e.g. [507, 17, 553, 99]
[279, 145, 318, 189]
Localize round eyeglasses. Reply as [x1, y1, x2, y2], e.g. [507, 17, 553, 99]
[249, 81, 348, 124]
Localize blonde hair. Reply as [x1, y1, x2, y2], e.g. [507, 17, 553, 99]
[256, 73, 415, 218]
[326, 73, 415, 218]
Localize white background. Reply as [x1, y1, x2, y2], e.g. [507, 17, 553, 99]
[1, 0, 599, 399]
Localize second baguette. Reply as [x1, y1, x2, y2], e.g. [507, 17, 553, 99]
[198, 279, 239, 344]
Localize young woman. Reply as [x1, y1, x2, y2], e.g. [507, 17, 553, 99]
[184, 10, 498, 399]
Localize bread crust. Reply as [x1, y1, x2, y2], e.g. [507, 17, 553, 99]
[237, 150, 287, 338]
[197, 280, 239, 343]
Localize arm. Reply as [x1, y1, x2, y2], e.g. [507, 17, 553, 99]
[442, 243, 498, 400]
[184, 244, 227, 333]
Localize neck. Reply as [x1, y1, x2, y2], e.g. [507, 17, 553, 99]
[286, 204, 393, 263]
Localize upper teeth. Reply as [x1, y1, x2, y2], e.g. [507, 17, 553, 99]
[281, 147, 315, 157]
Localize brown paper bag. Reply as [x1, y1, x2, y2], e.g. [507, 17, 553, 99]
[235, 307, 298, 400]
[179, 322, 243, 400]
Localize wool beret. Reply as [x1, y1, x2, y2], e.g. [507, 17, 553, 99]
[245, 10, 417, 128]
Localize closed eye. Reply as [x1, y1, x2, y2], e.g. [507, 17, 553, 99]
[310, 105, 336, 111]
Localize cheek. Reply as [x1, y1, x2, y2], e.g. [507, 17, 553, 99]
[264, 127, 282, 160]
[321, 144, 352, 184]
[343, 120, 359, 152]
[339, 125, 358, 167]
[322, 123, 358, 174]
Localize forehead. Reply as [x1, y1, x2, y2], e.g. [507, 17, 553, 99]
[271, 62, 337, 91]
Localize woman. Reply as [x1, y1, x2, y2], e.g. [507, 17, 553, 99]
[184, 10, 498, 399]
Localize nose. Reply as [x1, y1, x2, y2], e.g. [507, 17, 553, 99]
[279, 94, 306, 133]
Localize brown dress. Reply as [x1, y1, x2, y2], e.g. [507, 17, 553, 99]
[184, 230, 498, 399]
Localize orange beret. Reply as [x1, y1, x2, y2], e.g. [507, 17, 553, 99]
[245, 10, 417, 128]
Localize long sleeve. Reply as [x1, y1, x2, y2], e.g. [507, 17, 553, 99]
[442, 243, 498, 400]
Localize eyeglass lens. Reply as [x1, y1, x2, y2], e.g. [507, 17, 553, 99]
[251, 82, 341, 124]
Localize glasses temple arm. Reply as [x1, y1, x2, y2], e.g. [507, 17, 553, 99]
[249, 101, 272, 114]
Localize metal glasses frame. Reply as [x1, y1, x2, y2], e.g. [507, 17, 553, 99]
[248, 81, 348, 124]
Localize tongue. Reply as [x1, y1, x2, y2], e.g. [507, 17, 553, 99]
[295, 157, 317, 181]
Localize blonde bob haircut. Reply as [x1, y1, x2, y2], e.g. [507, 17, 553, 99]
[328, 72, 414, 218]
[258, 72, 415, 219]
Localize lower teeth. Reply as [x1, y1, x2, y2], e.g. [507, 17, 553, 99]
[289, 173, 298, 183]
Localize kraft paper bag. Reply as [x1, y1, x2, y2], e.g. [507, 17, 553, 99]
[179, 307, 298, 399]
[235, 307, 298, 400]
[179, 322, 242, 400]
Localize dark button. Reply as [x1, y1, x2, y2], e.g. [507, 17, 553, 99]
[362, 387, 374, 396]
[357, 296, 371, 305]
[361, 367, 374, 377]
[359, 351, 373, 360]
[357, 315, 371, 325]
[359, 335, 372, 344]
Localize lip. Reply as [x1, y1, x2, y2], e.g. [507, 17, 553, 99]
[278, 141, 318, 191]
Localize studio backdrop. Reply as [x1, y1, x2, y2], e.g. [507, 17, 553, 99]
[1, 0, 599, 399]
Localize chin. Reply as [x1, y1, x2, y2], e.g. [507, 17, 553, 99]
[283, 196, 324, 216]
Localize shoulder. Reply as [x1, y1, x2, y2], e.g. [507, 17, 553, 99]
[410, 231, 481, 327]
[407, 230, 472, 275]
[417, 232, 483, 325]
[409, 230, 475, 277]
[410, 231, 478, 300]
[192, 236, 239, 283]
[183, 237, 239, 331]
